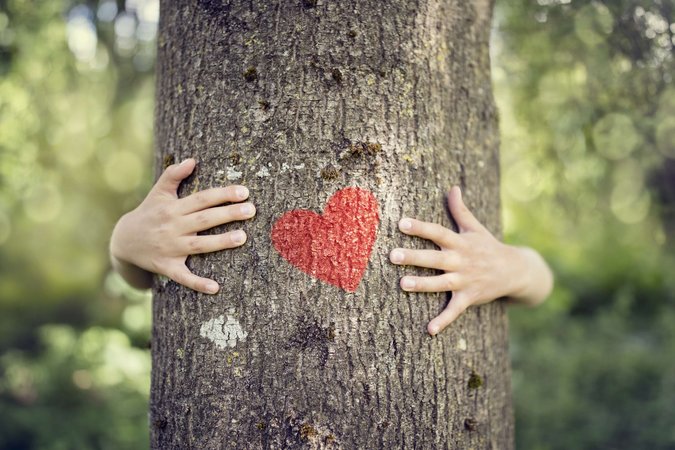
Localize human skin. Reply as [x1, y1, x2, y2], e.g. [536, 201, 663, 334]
[390, 186, 554, 335]
[109, 158, 256, 294]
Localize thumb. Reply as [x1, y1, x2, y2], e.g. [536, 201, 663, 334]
[153, 158, 196, 195]
[447, 186, 483, 233]
[167, 263, 220, 294]
[428, 292, 469, 335]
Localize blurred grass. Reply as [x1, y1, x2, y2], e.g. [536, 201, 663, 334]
[0, 0, 674, 448]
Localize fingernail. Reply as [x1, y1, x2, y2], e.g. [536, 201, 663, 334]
[179, 158, 192, 166]
[236, 186, 249, 199]
[206, 282, 219, 294]
[240, 203, 255, 216]
[232, 230, 246, 244]
[401, 277, 415, 290]
[399, 219, 412, 231]
[390, 249, 404, 264]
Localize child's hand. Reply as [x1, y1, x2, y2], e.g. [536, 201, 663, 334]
[109, 158, 256, 294]
[390, 186, 553, 335]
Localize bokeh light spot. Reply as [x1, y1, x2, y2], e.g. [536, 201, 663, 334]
[103, 151, 143, 192]
[504, 160, 545, 202]
[67, 8, 97, 62]
[592, 113, 641, 160]
[72, 370, 93, 390]
[123, 303, 151, 333]
[23, 182, 62, 223]
[575, 3, 613, 47]
[97, 0, 118, 22]
[610, 161, 650, 224]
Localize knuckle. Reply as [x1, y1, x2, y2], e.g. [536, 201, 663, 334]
[193, 191, 208, 206]
[219, 187, 234, 203]
[455, 236, 469, 250]
[222, 233, 235, 248]
[411, 221, 426, 236]
[438, 254, 451, 270]
[229, 204, 244, 220]
[442, 253, 457, 270]
[195, 211, 210, 227]
[156, 206, 172, 222]
[170, 269, 185, 285]
[187, 237, 203, 252]
[224, 185, 239, 198]
[150, 240, 166, 257]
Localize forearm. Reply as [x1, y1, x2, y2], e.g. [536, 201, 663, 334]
[507, 245, 553, 306]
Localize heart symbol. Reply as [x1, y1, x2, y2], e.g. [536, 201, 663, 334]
[271, 187, 379, 292]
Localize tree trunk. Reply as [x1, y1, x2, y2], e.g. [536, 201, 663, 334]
[151, 1, 512, 448]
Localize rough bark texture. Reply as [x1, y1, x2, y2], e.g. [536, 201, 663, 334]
[151, 0, 512, 448]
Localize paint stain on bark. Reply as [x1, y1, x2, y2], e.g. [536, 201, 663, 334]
[271, 187, 379, 292]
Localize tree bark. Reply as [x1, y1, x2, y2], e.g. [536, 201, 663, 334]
[151, 0, 512, 448]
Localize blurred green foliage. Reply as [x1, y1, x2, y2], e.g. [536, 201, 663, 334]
[0, 0, 155, 448]
[0, 0, 673, 449]
[493, 0, 675, 448]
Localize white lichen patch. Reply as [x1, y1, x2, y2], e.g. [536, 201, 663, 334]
[226, 167, 243, 181]
[255, 166, 270, 177]
[458, 338, 467, 351]
[279, 162, 305, 174]
[200, 315, 248, 350]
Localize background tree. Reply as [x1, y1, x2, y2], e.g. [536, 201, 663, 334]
[150, 0, 511, 448]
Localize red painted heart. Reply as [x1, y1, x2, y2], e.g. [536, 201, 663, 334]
[271, 187, 379, 292]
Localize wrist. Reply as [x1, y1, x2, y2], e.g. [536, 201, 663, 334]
[110, 252, 154, 290]
[109, 214, 154, 290]
[109, 215, 132, 267]
[501, 244, 528, 299]
[504, 245, 552, 306]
